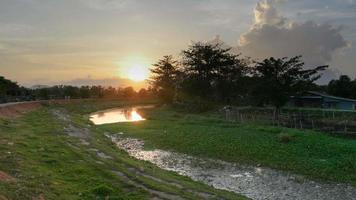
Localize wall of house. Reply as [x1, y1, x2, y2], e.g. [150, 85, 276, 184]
[323, 97, 356, 110]
[337, 101, 356, 110]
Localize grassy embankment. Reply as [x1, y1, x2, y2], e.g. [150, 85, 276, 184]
[0, 100, 246, 200]
[91, 104, 356, 186]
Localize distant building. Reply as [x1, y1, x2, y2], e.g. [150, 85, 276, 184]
[289, 91, 356, 111]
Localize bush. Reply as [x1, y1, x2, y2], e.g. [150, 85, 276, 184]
[277, 132, 294, 143]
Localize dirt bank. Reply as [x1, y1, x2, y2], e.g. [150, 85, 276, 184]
[0, 102, 42, 118]
[0, 170, 15, 182]
[0, 99, 88, 118]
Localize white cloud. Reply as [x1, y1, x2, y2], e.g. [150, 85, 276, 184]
[254, 0, 286, 26]
[238, 0, 348, 82]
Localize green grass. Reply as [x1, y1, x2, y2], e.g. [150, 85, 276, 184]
[0, 100, 246, 200]
[93, 105, 356, 186]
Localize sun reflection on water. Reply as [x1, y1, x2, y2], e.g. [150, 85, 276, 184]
[89, 107, 149, 125]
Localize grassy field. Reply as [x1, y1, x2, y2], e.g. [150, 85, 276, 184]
[0, 100, 246, 200]
[92, 104, 356, 186]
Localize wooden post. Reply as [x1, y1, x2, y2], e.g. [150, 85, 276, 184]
[299, 119, 303, 129]
[344, 120, 348, 133]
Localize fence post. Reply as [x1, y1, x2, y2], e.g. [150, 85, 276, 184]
[299, 118, 303, 129]
[344, 120, 348, 133]
[237, 112, 239, 122]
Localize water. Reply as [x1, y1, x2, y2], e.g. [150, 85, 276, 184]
[107, 134, 356, 200]
[89, 106, 153, 125]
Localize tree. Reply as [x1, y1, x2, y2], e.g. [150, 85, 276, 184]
[252, 56, 327, 116]
[150, 55, 179, 103]
[327, 75, 353, 98]
[122, 87, 136, 99]
[0, 76, 23, 102]
[181, 42, 246, 102]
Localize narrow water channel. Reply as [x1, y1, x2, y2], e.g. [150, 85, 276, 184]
[91, 107, 356, 200]
[106, 134, 356, 200]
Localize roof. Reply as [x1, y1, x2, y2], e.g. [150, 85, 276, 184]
[307, 91, 356, 103]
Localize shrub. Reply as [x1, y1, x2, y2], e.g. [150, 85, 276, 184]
[277, 132, 294, 143]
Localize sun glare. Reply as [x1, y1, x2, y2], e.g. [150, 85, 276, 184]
[127, 64, 149, 81]
[118, 56, 151, 82]
[130, 110, 145, 121]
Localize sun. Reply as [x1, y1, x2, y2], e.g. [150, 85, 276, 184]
[127, 64, 149, 81]
[118, 56, 151, 82]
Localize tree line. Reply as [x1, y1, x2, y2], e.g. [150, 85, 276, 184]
[0, 76, 153, 103]
[1, 41, 355, 108]
[150, 42, 335, 112]
[327, 75, 356, 99]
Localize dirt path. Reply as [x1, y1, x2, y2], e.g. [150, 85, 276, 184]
[51, 109, 223, 200]
[108, 134, 356, 200]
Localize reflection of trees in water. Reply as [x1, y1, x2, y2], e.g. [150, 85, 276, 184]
[123, 108, 133, 120]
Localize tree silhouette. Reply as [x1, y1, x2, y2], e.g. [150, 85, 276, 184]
[252, 56, 327, 115]
[328, 75, 353, 98]
[181, 42, 246, 102]
[150, 55, 179, 103]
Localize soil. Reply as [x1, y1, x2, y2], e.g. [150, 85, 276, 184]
[0, 170, 15, 182]
[0, 102, 42, 118]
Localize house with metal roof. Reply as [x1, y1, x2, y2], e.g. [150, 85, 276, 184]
[289, 91, 356, 111]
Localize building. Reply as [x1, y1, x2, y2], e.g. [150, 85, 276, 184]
[289, 91, 356, 111]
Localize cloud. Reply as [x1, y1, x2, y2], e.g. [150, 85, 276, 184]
[238, 0, 348, 82]
[79, 0, 132, 10]
[254, 0, 286, 26]
[0, 23, 32, 35]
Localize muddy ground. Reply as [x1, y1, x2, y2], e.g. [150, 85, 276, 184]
[108, 134, 356, 200]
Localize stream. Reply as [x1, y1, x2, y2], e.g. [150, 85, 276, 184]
[106, 134, 356, 200]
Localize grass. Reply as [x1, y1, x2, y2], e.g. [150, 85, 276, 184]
[92, 104, 356, 186]
[0, 100, 246, 200]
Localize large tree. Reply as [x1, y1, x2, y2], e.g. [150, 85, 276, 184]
[150, 55, 179, 103]
[327, 75, 354, 98]
[0, 76, 20, 98]
[181, 42, 247, 102]
[252, 56, 327, 113]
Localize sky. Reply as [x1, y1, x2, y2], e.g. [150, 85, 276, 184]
[0, 0, 355, 88]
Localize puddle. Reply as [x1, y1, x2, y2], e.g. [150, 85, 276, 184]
[89, 105, 153, 125]
[107, 134, 356, 200]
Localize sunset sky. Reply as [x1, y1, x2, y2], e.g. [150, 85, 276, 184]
[0, 0, 355, 88]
